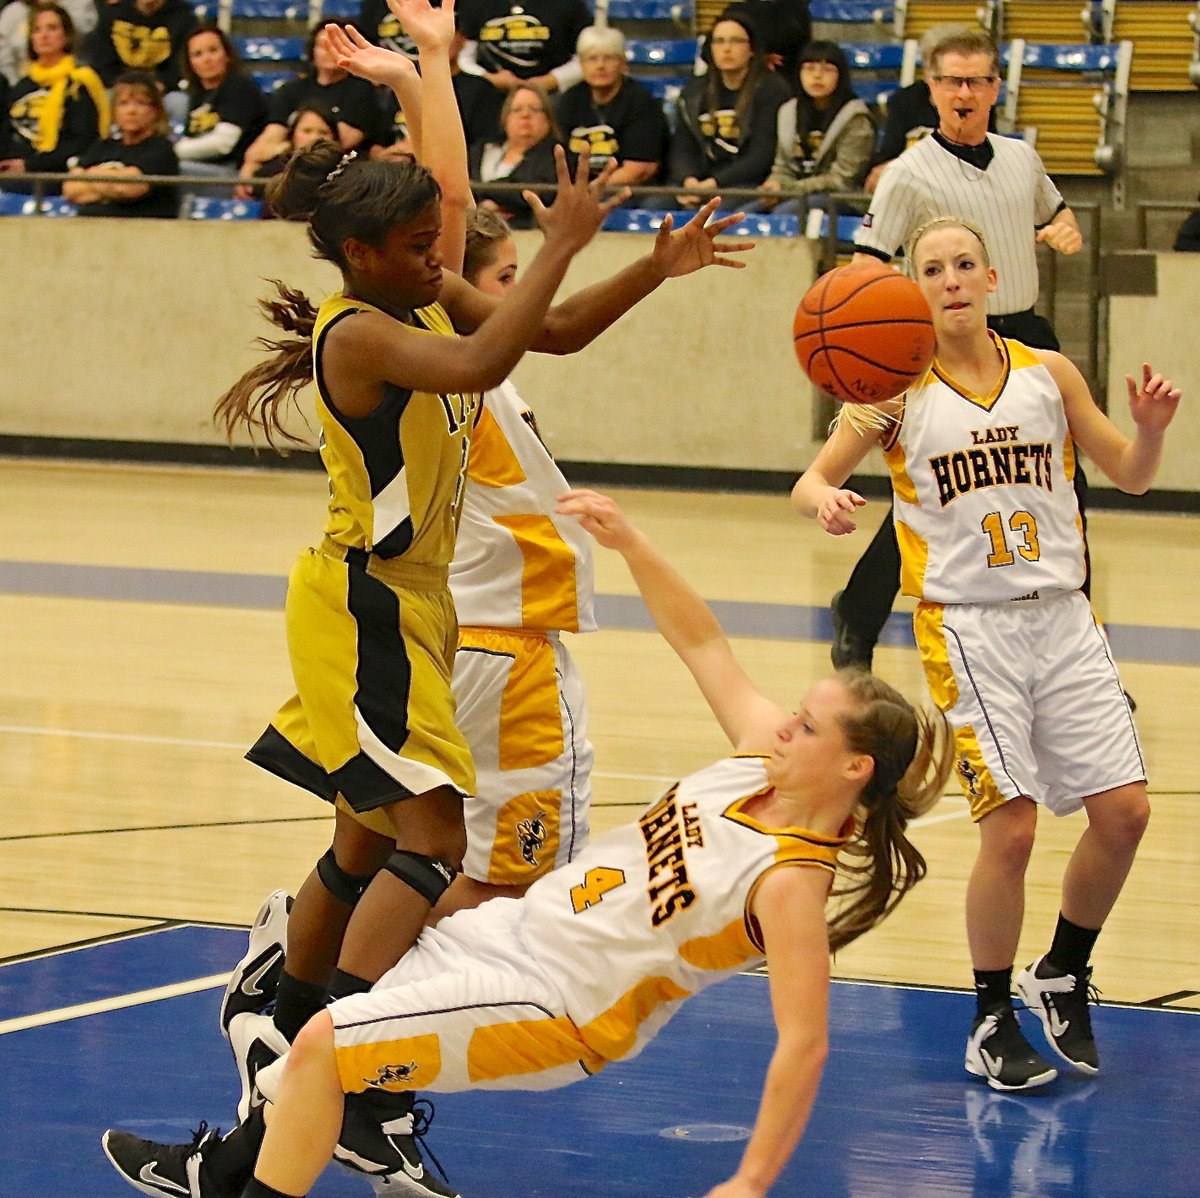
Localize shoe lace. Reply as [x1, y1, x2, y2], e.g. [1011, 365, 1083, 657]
[188, 1121, 220, 1155]
[408, 1098, 451, 1185]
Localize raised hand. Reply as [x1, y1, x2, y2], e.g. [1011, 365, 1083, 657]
[386, 0, 456, 55]
[525, 146, 630, 255]
[325, 23, 416, 87]
[1125, 362, 1182, 434]
[816, 488, 868, 536]
[650, 199, 756, 278]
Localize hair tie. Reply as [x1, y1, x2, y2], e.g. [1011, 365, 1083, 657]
[326, 152, 356, 183]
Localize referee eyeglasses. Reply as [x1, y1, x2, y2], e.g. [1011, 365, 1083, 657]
[933, 74, 998, 91]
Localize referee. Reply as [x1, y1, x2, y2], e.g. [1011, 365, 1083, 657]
[826, 26, 1088, 671]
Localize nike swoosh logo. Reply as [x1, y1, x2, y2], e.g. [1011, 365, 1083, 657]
[239, 950, 281, 998]
[401, 1157, 426, 1180]
[138, 1163, 188, 1195]
[980, 1048, 1002, 1075]
[1048, 1009, 1069, 1037]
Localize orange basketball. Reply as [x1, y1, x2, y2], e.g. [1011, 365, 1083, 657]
[793, 261, 935, 404]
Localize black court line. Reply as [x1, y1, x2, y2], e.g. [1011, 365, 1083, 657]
[1138, 990, 1200, 1007]
[0, 815, 332, 843]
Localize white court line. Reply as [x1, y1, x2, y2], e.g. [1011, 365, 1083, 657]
[0, 972, 230, 1036]
[0, 725, 670, 785]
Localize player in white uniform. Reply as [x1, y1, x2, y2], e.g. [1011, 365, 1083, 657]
[105, 491, 951, 1198]
[792, 217, 1182, 1092]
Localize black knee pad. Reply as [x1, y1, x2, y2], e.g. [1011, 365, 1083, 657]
[384, 849, 457, 907]
[316, 847, 377, 907]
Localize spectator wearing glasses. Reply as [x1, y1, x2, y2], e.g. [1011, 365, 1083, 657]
[666, 13, 789, 209]
[468, 81, 564, 227]
[555, 25, 666, 190]
[828, 26, 1086, 682]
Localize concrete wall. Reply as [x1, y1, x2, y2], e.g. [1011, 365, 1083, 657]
[2, 219, 1196, 498]
[1107, 253, 1200, 494]
[1, 219, 822, 474]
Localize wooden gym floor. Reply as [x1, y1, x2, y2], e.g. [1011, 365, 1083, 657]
[0, 458, 1197, 1196]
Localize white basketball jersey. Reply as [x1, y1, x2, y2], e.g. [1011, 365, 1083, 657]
[450, 380, 597, 633]
[514, 755, 850, 1063]
[883, 335, 1086, 603]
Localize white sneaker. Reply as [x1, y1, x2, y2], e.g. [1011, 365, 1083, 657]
[218, 890, 292, 1038]
[227, 1010, 291, 1122]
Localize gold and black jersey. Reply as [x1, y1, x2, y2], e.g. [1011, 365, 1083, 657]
[313, 293, 481, 566]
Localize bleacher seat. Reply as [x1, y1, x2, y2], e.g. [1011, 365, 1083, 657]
[1003, 38, 1132, 174]
[804, 209, 866, 241]
[606, 0, 693, 19]
[843, 41, 905, 71]
[602, 207, 799, 236]
[252, 70, 293, 92]
[229, 0, 308, 17]
[638, 73, 688, 98]
[1112, 0, 1198, 91]
[233, 35, 305, 61]
[854, 78, 902, 106]
[186, 196, 265, 219]
[320, 0, 360, 17]
[1, 192, 78, 215]
[625, 37, 697, 66]
[893, 0, 1000, 40]
[1000, 0, 1104, 44]
[810, 0, 896, 22]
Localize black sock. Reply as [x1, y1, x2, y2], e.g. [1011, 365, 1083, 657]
[973, 967, 1013, 1016]
[241, 1179, 302, 1198]
[202, 1105, 266, 1192]
[1044, 914, 1101, 978]
[273, 972, 327, 1043]
[326, 968, 373, 1002]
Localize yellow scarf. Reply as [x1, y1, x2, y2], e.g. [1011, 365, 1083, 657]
[26, 55, 110, 154]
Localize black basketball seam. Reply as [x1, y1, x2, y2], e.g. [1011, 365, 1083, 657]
[800, 270, 912, 317]
[794, 317, 933, 343]
[807, 346, 923, 377]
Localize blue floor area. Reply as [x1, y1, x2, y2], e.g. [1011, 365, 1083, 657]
[1, 928, 1197, 1197]
[3, 559, 1200, 666]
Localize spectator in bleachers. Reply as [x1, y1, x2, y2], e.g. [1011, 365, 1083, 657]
[863, 22, 993, 194]
[457, 0, 589, 96]
[62, 68, 179, 215]
[555, 25, 665, 190]
[252, 99, 335, 183]
[237, 20, 378, 188]
[716, 0, 809, 80]
[1173, 195, 1200, 251]
[0, 1, 108, 191]
[758, 39, 873, 213]
[468, 80, 562, 227]
[358, 0, 423, 63]
[666, 12, 789, 209]
[175, 24, 267, 180]
[0, 0, 96, 86]
[83, 0, 195, 124]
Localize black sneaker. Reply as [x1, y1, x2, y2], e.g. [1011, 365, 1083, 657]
[219, 890, 292, 1038]
[1016, 955, 1101, 1074]
[336, 1093, 460, 1198]
[830, 590, 875, 671]
[965, 1008, 1058, 1092]
[101, 1123, 226, 1198]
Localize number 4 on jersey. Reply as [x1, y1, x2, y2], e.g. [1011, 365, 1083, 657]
[569, 866, 626, 913]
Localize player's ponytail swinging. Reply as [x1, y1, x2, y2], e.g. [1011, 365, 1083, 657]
[213, 141, 442, 450]
[826, 671, 953, 951]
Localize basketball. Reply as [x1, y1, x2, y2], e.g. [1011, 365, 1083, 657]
[793, 261, 936, 404]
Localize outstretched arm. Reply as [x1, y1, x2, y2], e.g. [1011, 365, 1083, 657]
[555, 489, 785, 750]
[1043, 352, 1180, 494]
[790, 407, 887, 534]
[441, 200, 756, 353]
[703, 865, 831, 1198]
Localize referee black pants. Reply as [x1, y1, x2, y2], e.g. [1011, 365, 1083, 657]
[834, 310, 1093, 642]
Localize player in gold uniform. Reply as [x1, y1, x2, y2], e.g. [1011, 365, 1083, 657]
[103, 491, 951, 1198]
[792, 217, 1182, 1092]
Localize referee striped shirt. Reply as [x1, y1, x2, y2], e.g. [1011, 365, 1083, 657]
[854, 132, 1065, 315]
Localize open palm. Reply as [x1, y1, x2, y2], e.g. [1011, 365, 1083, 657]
[651, 201, 755, 278]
